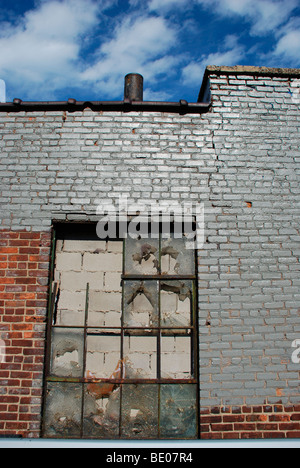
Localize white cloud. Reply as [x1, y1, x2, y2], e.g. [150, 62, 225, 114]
[143, 88, 172, 101]
[273, 18, 300, 65]
[196, 0, 298, 36]
[0, 0, 181, 100]
[81, 15, 179, 97]
[0, 0, 101, 98]
[0, 0, 298, 101]
[0, 79, 5, 102]
[182, 35, 245, 87]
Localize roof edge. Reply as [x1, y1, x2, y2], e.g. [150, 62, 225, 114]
[198, 65, 300, 102]
[0, 100, 211, 114]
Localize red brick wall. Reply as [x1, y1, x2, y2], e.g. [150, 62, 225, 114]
[200, 405, 300, 440]
[0, 230, 51, 438]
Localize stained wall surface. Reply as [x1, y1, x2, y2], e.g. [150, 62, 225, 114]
[0, 66, 299, 439]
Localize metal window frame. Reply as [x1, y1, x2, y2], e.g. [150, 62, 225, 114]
[42, 223, 200, 440]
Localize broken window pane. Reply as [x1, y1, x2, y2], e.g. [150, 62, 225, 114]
[83, 383, 121, 439]
[161, 280, 192, 328]
[121, 385, 158, 439]
[50, 329, 84, 378]
[161, 334, 192, 380]
[124, 336, 157, 379]
[160, 385, 198, 439]
[86, 333, 121, 379]
[125, 238, 159, 275]
[43, 382, 82, 438]
[123, 281, 159, 329]
[161, 236, 195, 276]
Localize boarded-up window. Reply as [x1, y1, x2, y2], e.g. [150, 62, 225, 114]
[43, 223, 198, 440]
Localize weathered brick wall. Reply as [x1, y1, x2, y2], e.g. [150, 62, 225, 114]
[199, 68, 300, 439]
[0, 230, 51, 437]
[0, 66, 299, 439]
[200, 404, 300, 439]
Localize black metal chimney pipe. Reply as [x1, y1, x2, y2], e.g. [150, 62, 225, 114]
[124, 73, 144, 102]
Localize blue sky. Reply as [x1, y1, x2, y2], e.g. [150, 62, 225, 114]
[0, 0, 299, 102]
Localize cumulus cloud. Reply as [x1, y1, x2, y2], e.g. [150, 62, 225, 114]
[81, 15, 179, 97]
[273, 18, 300, 65]
[0, 0, 101, 99]
[0, 0, 298, 101]
[196, 0, 299, 36]
[0, 0, 180, 100]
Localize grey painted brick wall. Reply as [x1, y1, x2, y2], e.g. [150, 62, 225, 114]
[0, 67, 299, 409]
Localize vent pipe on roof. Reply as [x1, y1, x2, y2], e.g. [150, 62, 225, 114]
[124, 73, 143, 102]
[0, 80, 6, 103]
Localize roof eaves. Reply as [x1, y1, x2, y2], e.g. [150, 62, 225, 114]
[0, 100, 211, 114]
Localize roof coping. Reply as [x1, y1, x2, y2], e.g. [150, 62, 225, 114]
[198, 65, 300, 102]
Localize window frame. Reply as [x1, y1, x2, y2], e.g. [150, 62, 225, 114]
[42, 222, 200, 440]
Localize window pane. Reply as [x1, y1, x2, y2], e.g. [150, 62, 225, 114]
[55, 289, 86, 327]
[88, 289, 122, 328]
[160, 385, 198, 439]
[124, 238, 159, 275]
[161, 280, 192, 328]
[83, 383, 120, 439]
[161, 235, 195, 275]
[161, 334, 192, 379]
[86, 333, 121, 379]
[124, 336, 157, 379]
[123, 281, 159, 328]
[121, 385, 158, 439]
[43, 382, 82, 438]
[50, 329, 84, 378]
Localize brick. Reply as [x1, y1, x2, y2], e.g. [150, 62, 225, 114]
[89, 291, 122, 312]
[211, 424, 233, 432]
[83, 252, 122, 272]
[55, 252, 82, 272]
[279, 423, 300, 431]
[60, 271, 104, 291]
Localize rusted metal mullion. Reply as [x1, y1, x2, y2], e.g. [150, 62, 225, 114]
[119, 237, 126, 439]
[80, 283, 90, 439]
[82, 283, 90, 379]
[46, 376, 197, 385]
[157, 278, 161, 441]
[157, 281, 161, 381]
[157, 233, 162, 439]
[41, 226, 57, 438]
[158, 233, 162, 439]
[191, 281, 196, 380]
[194, 248, 201, 439]
[122, 274, 196, 281]
[51, 326, 193, 330]
[44, 228, 57, 378]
